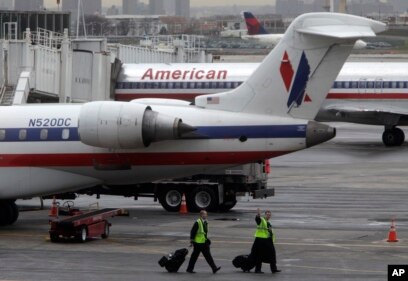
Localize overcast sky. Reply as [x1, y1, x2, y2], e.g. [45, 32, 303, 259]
[46, 0, 275, 7]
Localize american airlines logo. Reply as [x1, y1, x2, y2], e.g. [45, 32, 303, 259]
[280, 51, 311, 108]
[141, 68, 228, 81]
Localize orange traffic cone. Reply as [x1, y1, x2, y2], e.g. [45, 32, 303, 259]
[179, 193, 188, 214]
[48, 196, 58, 218]
[387, 219, 398, 242]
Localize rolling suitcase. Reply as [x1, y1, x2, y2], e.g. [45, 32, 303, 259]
[158, 248, 189, 273]
[232, 254, 255, 272]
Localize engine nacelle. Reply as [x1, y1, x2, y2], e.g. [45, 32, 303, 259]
[78, 101, 192, 149]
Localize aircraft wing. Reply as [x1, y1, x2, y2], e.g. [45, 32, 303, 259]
[320, 103, 408, 125]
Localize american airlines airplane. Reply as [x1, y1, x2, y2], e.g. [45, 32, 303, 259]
[241, 11, 367, 49]
[0, 13, 384, 226]
[116, 62, 405, 147]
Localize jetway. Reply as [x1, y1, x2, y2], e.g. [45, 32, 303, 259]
[0, 27, 211, 105]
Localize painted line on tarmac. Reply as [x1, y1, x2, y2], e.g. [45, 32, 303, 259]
[282, 264, 383, 274]
[209, 239, 408, 249]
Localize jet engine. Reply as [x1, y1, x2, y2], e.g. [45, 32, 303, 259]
[78, 101, 194, 149]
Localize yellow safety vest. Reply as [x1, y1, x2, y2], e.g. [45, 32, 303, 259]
[255, 217, 269, 238]
[255, 217, 276, 242]
[194, 218, 206, 244]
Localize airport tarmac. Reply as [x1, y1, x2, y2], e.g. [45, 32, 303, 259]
[1, 123, 408, 281]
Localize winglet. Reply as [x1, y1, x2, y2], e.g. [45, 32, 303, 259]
[195, 13, 386, 120]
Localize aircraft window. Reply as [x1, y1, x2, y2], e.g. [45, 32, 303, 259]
[168, 82, 173, 89]
[196, 82, 202, 88]
[383, 81, 390, 88]
[19, 129, 27, 140]
[226, 82, 232, 89]
[174, 82, 181, 89]
[139, 83, 145, 89]
[233, 82, 240, 88]
[152, 82, 159, 89]
[124, 82, 130, 89]
[397, 82, 404, 89]
[367, 81, 374, 88]
[405, 82, 408, 88]
[0, 129, 5, 140]
[210, 82, 216, 89]
[160, 82, 167, 89]
[62, 129, 70, 140]
[344, 81, 349, 88]
[145, 83, 152, 89]
[391, 81, 397, 88]
[375, 81, 382, 89]
[359, 81, 366, 89]
[204, 82, 210, 89]
[182, 82, 188, 89]
[40, 129, 48, 140]
[116, 82, 123, 89]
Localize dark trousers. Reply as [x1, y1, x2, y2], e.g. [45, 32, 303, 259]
[186, 242, 217, 271]
[253, 239, 277, 272]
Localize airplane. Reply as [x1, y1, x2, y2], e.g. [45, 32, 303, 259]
[116, 62, 407, 147]
[241, 11, 367, 49]
[0, 13, 385, 225]
[240, 11, 283, 45]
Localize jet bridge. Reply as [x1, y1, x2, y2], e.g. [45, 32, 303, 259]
[0, 26, 210, 105]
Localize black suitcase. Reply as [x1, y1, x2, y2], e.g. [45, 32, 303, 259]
[232, 254, 255, 272]
[158, 248, 189, 273]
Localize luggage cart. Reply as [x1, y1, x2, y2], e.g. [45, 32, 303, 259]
[49, 208, 125, 242]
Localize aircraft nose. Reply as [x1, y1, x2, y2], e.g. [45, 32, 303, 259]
[305, 121, 336, 148]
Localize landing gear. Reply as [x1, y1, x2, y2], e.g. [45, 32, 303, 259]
[382, 127, 405, 147]
[0, 200, 18, 226]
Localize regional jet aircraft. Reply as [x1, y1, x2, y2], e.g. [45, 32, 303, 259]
[0, 13, 385, 225]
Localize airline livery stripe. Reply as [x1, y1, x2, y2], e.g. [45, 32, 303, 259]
[115, 93, 201, 101]
[196, 125, 306, 138]
[327, 93, 408, 99]
[0, 151, 289, 166]
[0, 125, 306, 142]
[117, 92, 408, 102]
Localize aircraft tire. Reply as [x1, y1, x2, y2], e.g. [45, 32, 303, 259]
[383, 128, 405, 147]
[0, 201, 18, 226]
[8, 201, 19, 225]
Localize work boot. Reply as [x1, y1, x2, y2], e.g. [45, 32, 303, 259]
[212, 266, 221, 274]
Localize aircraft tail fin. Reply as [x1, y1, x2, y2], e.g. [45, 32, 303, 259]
[196, 13, 386, 120]
[242, 11, 269, 35]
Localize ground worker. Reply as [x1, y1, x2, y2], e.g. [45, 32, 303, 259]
[251, 208, 281, 274]
[186, 210, 221, 274]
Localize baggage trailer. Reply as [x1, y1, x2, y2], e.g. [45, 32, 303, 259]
[49, 208, 125, 242]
